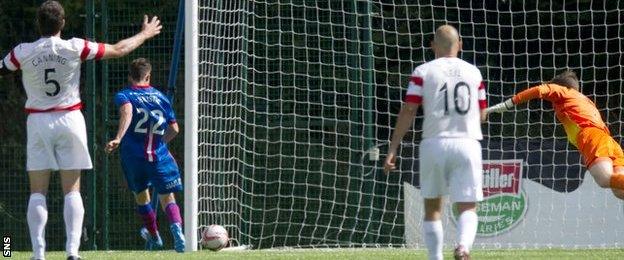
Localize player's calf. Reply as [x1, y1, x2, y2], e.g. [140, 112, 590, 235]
[454, 203, 477, 260]
[161, 196, 185, 252]
[137, 203, 159, 236]
[63, 191, 84, 259]
[27, 193, 47, 260]
[163, 201, 182, 224]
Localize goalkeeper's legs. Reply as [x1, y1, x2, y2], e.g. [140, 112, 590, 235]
[60, 170, 84, 259]
[423, 198, 443, 260]
[611, 167, 624, 200]
[28, 171, 51, 260]
[588, 158, 624, 200]
[588, 158, 613, 188]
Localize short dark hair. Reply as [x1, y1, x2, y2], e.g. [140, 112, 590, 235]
[37, 1, 65, 36]
[550, 70, 579, 90]
[129, 58, 152, 82]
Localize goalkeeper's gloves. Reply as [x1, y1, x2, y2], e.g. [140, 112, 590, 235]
[486, 98, 515, 113]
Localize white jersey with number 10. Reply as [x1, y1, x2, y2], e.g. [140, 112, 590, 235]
[404, 57, 486, 140]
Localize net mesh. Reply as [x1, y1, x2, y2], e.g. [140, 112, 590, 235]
[193, 0, 624, 249]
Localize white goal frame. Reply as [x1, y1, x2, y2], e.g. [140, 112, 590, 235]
[184, 0, 199, 252]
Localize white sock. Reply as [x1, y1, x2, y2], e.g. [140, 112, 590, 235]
[456, 210, 478, 252]
[27, 193, 48, 259]
[64, 191, 84, 257]
[422, 220, 443, 260]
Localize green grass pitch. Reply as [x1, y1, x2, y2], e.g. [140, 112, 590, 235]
[9, 248, 624, 260]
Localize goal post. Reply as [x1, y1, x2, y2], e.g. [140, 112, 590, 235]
[184, 0, 199, 252]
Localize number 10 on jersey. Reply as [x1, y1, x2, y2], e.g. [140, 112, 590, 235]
[440, 81, 471, 115]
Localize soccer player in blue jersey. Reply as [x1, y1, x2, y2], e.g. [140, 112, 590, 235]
[2, 1, 161, 259]
[105, 58, 185, 252]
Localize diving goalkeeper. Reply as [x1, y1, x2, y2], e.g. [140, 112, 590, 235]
[487, 70, 624, 200]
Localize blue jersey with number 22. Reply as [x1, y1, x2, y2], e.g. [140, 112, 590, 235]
[114, 85, 176, 162]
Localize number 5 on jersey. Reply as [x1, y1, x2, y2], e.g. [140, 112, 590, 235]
[44, 68, 60, 96]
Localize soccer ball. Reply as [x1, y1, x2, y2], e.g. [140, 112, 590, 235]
[201, 224, 229, 251]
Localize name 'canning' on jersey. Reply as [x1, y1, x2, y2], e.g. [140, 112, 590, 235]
[115, 86, 176, 162]
[404, 57, 486, 140]
[2, 36, 104, 112]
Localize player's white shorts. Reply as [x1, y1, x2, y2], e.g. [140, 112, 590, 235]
[26, 110, 93, 171]
[418, 137, 483, 202]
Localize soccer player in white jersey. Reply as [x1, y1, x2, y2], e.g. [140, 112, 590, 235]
[384, 25, 487, 260]
[0, 1, 162, 259]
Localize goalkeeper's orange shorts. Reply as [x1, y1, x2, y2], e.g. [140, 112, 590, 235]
[576, 127, 624, 167]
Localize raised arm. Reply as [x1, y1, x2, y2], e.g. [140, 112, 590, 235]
[101, 15, 162, 59]
[105, 103, 133, 153]
[511, 85, 550, 105]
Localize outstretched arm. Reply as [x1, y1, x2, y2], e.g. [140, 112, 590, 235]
[101, 15, 162, 59]
[384, 103, 419, 174]
[486, 98, 515, 114]
[486, 84, 557, 114]
[106, 103, 133, 153]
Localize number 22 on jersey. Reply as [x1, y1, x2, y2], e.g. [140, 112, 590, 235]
[134, 108, 165, 135]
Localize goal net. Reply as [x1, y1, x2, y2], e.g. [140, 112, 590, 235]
[188, 0, 624, 249]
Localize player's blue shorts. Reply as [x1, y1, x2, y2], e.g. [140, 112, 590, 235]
[120, 153, 183, 194]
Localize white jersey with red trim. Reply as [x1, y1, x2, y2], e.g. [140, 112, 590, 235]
[404, 57, 486, 140]
[2, 36, 104, 111]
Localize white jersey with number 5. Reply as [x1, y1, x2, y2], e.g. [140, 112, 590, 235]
[2, 36, 104, 112]
[404, 57, 486, 140]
